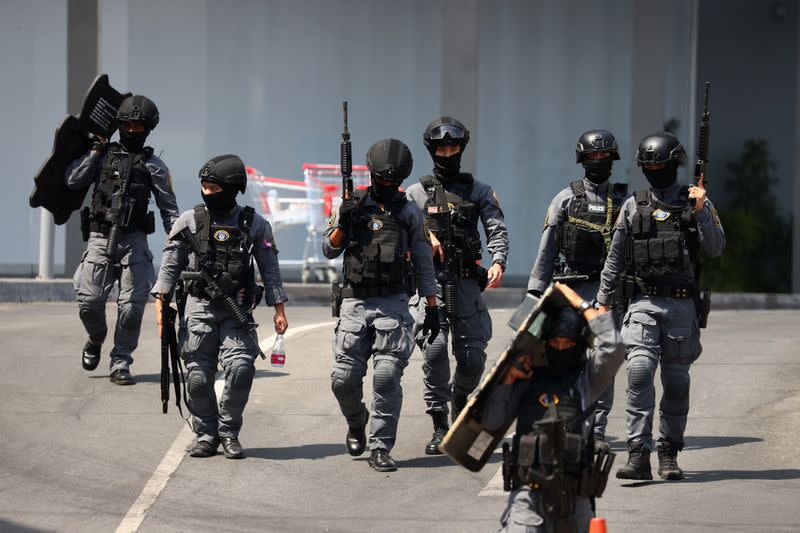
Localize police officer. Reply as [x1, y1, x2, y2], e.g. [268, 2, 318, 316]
[65, 95, 179, 385]
[152, 154, 288, 459]
[596, 132, 725, 480]
[483, 282, 624, 532]
[405, 116, 509, 455]
[324, 139, 439, 472]
[527, 129, 628, 443]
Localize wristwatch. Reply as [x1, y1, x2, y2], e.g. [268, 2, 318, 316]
[578, 300, 592, 314]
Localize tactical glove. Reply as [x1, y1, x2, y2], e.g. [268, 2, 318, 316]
[421, 304, 441, 344]
[337, 198, 358, 234]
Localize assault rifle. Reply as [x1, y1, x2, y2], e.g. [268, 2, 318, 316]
[691, 81, 711, 206]
[427, 184, 459, 318]
[331, 101, 353, 317]
[159, 291, 186, 415]
[100, 150, 135, 286]
[175, 227, 266, 359]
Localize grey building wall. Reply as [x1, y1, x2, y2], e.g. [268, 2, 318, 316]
[2, 0, 67, 274]
[4, 0, 795, 285]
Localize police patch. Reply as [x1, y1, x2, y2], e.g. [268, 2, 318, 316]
[367, 218, 383, 231]
[711, 206, 721, 227]
[587, 203, 606, 214]
[652, 209, 671, 222]
[538, 393, 560, 407]
[213, 229, 231, 242]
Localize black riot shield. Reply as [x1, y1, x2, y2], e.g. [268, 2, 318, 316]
[30, 74, 130, 225]
[439, 284, 571, 472]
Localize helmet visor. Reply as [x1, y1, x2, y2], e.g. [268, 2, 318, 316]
[428, 123, 467, 142]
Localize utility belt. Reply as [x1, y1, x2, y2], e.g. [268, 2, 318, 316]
[553, 265, 601, 284]
[341, 283, 408, 300]
[80, 207, 155, 241]
[635, 280, 698, 299]
[183, 275, 263, 311]
[502, 433, 614, 500]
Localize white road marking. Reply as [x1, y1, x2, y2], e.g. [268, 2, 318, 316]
[115, 320, 335, 533]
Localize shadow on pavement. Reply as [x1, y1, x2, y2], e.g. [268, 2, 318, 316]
[0, 519, 54, 533]
[246, 443, 343, 460]
[400, 455, 458, 469]
[683, 435, 763, 450]
[682, 469, 800, 483]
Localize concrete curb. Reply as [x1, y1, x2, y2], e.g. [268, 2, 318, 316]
[1, 279, 799, 309]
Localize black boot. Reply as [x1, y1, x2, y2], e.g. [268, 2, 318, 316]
[109, 368, 135, 385]
[657, 440, 685, 480]
[188, 440, 218, 458]
[221, 436, 245, 459]
[346, 415, 368, 456]
[425, 412, 449, 455]
[81, 340, 101, 371]
[368, 448, 397, 472]
[616, 442, 653, 480]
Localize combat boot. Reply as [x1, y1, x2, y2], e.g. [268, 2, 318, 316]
[425, 411, 449, 455]
[368, 448, 397, 472]
[657, 440, 685, 480]
[345, 414, 368, 456]
[616, 442, 653, 480]
[81, 340, 101, 371]
[221, 436, 245, 459]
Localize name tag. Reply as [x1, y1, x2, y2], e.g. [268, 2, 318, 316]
[587, 203, 606, 214]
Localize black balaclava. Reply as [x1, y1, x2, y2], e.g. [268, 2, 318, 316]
[582, 157, 613, 184]
[432, 147, 463, 180]
[119, 129, 149, 153]
[543, 307, 587, 376]
[202, 184, 238, 217]
[369, 178, 401, 205]
[643, 164, 678, 189]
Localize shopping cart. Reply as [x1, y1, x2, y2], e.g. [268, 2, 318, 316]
[300, 163, 370, 283]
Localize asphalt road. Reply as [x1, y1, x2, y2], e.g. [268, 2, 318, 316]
[0, 303, 797, 533]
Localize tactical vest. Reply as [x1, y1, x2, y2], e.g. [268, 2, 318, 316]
[507, 375, 611, 506]
[343, 190, 411, 294]
[89, 144, 154, 234]
[557, 180, 627, 276]
[420, 174, 483, 264]
[627, 187, 699, 291]
[186, 205, 257, 302]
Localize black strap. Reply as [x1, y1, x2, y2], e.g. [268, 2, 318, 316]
[193, 205, 210, 255]
[635, 189, 650, 205]
[569, 180, 585, 198]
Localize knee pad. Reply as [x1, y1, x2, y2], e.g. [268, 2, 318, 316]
[228, 361, 255, 390]
[331, 368, 356, 397]
[373, 360, 399, 396]
[187, 369, 214, 411]
[118, 302, 145, 331]
[628, 356, 656, 389]
[79, 303, 105, 325]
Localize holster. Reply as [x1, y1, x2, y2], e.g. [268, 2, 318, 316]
[80, 207, 90, 242]
[577, 440, 615, 498]
[146, 211, 156, 235]
[331, 281, 343, 318]
[697, 289, 711, 329]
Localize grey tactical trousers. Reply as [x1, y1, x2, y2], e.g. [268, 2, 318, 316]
[499, 488, 593, 533]
[73, 232, 155, 372]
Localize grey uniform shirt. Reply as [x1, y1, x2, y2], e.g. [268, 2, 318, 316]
[322, 193, 438, 297]
[527, 178, 614, 293]
[152, 205, 288, 306]
[482, 312, 624, 432]
[596, 183, 726, 306]
[65, 148, 180, 233]
[405, 176, 509, 267]
[482, 313, 625, 431]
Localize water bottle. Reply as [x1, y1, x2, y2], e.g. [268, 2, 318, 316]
[271, 334, 286, 368]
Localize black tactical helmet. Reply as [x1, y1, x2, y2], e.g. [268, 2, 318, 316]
[575, 129, 620, 163]
[199, 154, 248, 194]
[636, 132, 686, 167]
[423, 116, 470, 150]
[366, 139, 413, 184]
[117, 95, 159, 130]
[545, 306, 586, 341]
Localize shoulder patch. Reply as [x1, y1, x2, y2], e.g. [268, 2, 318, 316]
[492, 190, 500, 207]
[327, 209, 337, 229]
[711, 206, 721, 227]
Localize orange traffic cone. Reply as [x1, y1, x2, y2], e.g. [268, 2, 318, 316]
[588, 517, 607, 533]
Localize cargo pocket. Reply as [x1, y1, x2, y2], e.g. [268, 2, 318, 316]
[335, 316, 365, 356]
[622, 313, 658, 349]
[499, 491, 545, 532]
[661, 323, 700, 364]
[181, 317, 215, 361]
[373, 315, 413, 359]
